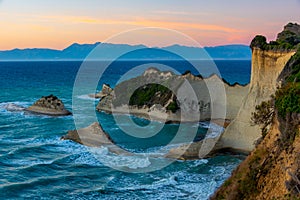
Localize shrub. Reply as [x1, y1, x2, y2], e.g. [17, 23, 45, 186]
[275, 83, 300, 117]
[251, 100, 275, 137]
[250, 35, 267, 50]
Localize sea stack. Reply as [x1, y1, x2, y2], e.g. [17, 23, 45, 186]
[89, 84, 113, 99]
[26, 94, 72, 116]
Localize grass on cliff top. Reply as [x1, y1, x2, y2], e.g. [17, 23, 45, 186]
[286, 51, 300, 83]
[275, 49, 300, 118]
[250, 35, 299, 51]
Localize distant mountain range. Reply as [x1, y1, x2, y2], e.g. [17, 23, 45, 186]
[0, 42, 251, 60]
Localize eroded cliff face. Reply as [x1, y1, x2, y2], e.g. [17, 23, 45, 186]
[96, 68, 249, 123]
[218, 48, 296, 152]
[211, 115, 300, 200]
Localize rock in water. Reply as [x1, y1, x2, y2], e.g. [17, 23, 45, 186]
[61, 122, 131, 155]
[89, 83, 113, 98]
[61, 122, 113, 147]
[26, 94, 72, 116]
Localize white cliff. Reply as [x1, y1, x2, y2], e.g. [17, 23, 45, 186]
[217, 48, 296, 152]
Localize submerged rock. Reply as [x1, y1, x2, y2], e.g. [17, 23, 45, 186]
[4, 103, 25, 112]
[26, 94, 72, 116]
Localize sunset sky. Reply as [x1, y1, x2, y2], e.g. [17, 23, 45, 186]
[0, 0, 299, 50]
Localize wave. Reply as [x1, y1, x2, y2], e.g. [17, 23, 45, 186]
[0, 101, 31, 113]
[189, 159, 209, 167]
[204, 122, 224, 139]
[89, 147, 151, 170]
[118, 175, 179, 192]
[76, 94, 97, 101]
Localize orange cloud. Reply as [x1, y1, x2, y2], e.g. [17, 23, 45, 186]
[40, 15, 242, 33]
[0, 13, 247, 50]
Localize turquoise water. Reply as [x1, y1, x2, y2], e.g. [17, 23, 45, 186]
[0, 61, 249, 199]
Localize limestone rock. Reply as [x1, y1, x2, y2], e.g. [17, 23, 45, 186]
[166, 123, 223, 160]
[61, 122, 131, 156]
[165, 141, 203, 160]
[96, 67, 249, 122]
[90, 84, 113, 99]
[26, 94, 72, 116]
[61, 122, 113, 147]
[218, 49, 296, 152]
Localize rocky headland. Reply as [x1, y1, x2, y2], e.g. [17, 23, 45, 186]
[212, 22, 300, 199]
[90, 67, 249, 160]
[95, 68, 249, 124]
[26, 94, 72, 116]
[216, 23, 299, 153]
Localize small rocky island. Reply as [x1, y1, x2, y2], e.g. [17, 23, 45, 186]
[26, 94, 72, 116]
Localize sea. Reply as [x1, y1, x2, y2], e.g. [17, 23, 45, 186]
[0, 60, 251, 200]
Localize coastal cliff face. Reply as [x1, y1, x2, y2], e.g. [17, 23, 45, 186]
[212, 22, 300, 199]
[218, 49, 295, 152]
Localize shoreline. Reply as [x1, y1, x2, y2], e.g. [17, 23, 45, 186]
[98, 106, 231, 127]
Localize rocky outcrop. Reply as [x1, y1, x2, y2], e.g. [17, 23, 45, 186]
[165, 126, 224, 160]
[217, 49, 296, 152]
[26, 94, 72, 116]
[277, 22, 300, 44]
[96, 68, 249, 123]
[89, 83, 113, 99]
[61, 122, 113, 146]
[61, 122, 130, 155]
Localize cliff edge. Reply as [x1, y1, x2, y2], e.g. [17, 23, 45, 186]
[217, 24, 298, 152]
[212, 22, 300, 199]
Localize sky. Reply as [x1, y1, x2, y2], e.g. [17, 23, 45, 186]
[0, 0, 299, 50]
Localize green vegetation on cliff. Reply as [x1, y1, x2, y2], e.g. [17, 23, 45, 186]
[129, 83, 179, 112]
[285, 50, 300, 83]
[275, 49, 300, 119]
[251, 23, 300, 51]
[275, 82, 300, 117]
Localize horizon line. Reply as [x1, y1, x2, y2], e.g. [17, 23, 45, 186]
[0, 58, 252, 62]
[0, 42, 250, 51]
